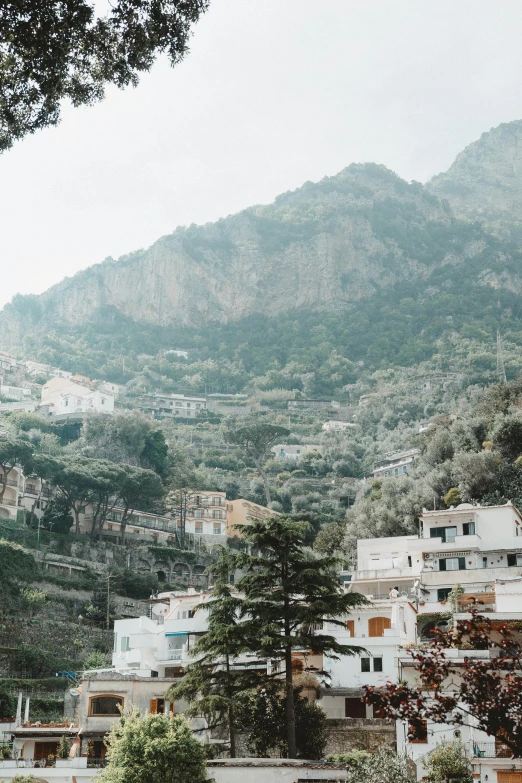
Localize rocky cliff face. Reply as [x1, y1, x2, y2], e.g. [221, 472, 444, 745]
[2, 161, 504, 350]
[428, 119, 522, 235]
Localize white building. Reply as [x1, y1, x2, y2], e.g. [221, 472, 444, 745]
[96, 380, 125, 397]
[0, 351, 18, 370]
[271, 444, 324, 460]
[139, 393, 206, 419]
[0, 384, 32, 400]
[41, 377, 115, 418]
[322, 420, 356, 432]
[320, 597, 417, 720]
[372, 448, 420, 479]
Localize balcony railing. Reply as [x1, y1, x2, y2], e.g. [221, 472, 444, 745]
[473, 742, 515, 758]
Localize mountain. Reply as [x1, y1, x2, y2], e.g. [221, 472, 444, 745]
[428, 119, 522, 236]
[3, 120, 522, 392]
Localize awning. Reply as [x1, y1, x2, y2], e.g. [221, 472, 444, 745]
[165, 632, 188, 637]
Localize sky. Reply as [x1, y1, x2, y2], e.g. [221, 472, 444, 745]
[1, 0, 522, 309]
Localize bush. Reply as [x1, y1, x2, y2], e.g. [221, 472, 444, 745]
[99, 710, 209, 783]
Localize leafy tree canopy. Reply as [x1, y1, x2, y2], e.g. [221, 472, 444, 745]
[0, 0, 209, 151]
[99, 710, 209, 783]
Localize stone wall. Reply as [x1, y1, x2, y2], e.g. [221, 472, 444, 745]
[324, 718, 396, 756]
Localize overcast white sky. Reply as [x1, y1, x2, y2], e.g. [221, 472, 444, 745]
[1, 0, 522, 309]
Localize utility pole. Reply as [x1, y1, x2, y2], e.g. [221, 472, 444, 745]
[497, 330, 507, 384]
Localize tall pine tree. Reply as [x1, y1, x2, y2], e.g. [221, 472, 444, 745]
[167, 549, 263, 757]
[237, 516, 367, 758]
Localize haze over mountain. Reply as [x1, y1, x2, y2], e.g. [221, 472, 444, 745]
[3, 120, 522, 390]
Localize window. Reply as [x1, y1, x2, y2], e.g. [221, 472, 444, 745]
[345, 698, 366, 718]
[89, 696, 124, 716]
[408, 719, 428, 743]
[361, 658, 371, 672]
[483, 556, 488, 568]
[431, 526, 457, 543]
[194, 509, 203, 518]
[345, 620, 355, 637]
[407, 555, 412, 567]
[437, 588, 452, 602]
[507, 553, 522, 567]
[368, 617, 391, 637]
[213, 509, 224, 519]
[213, 523, 221, 535]
[402, 465, 408, 473]
[439, 557, 465, 571]
[150, 698, 174, 715]
[34, 741, 59, 761]
[463, 521, 475, 536]
[195, 521, 203, 532]
[120, 637, 131, 652]
[394, 467, 399, 475]
[373, 657, 383, 672]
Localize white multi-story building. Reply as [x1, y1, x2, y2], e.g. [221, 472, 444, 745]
[41, 377, 115, 418]
[344, 502, 522, 781]
[0, 384, 31, 400]
[271, 444, 324, 460]
[139, 393, 206, 420]
[322, 420, 356, 432]
[372, 448, 420, 479]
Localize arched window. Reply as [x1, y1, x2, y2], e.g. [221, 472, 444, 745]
[89, 695, 124, 716]
[368, 617, 391, 637]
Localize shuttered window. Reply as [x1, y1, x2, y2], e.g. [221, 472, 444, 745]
[345, 620, 355, 637]
[368, 617, 391, 637]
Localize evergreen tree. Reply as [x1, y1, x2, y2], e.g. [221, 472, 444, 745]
[167, 549, 262, 757]
[237, 516, 367, 758]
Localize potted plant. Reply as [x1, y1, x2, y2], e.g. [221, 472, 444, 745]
[55, 735, 72, 767]
[0, 744, 16, 767]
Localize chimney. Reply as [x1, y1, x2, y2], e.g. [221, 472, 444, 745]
[187, 586, 196, 595]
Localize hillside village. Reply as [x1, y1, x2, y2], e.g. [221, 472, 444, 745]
[1, 331, 522, 782]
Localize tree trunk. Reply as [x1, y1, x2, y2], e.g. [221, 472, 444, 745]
[73, 505, 81, 536]
[226, 653, 236, 758]
[255, 459, 271, 506]
[285, 643, 296, 758]
[228, 702, 236, 758]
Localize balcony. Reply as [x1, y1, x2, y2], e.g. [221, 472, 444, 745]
[410, 534, 481, 554]
[353, 567, 414, 581]
[473, 742, 515, 758]
[457, 592, 496, 612]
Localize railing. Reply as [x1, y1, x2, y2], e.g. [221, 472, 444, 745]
[473, 742, 515, 758]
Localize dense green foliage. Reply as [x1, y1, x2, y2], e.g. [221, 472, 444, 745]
[237, 516, 366, 757]
[423, 741, 473, 783]
[345, 378, 522, 549]
[236, 685, 327, 759]
[99, 710, 209, 783]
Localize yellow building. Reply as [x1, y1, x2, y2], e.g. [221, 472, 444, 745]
[225, 498, 279, 537]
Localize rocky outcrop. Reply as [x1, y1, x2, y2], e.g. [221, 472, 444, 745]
[3, 132, 522, 351]
[0, 163, 476, 347]
[428, 119, 522, 235]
